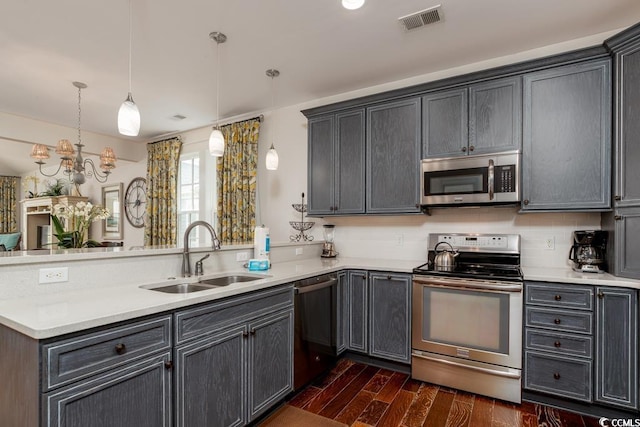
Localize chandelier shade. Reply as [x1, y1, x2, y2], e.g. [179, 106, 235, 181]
[30, 144, 50, 160]
[55, 139, 75, 157]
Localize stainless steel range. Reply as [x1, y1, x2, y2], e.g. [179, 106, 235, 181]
[412, 233, 523, 403]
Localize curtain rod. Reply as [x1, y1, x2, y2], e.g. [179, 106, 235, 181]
[218, 114, 264, 127]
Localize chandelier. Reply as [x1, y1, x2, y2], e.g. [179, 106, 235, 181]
[30, 81, 117, 185]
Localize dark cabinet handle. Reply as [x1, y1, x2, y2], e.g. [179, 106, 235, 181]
[243, 331, 249, 338]
[554, 318, 561, 325]
[523, 199, 530, 206]
[115, 343, 127, 355]
[469, 145, 475, 152]
[554, 295, 562, 301]
[250, 329, 256, 336]
[614, 215, 622, 221]
[387, 275, 392, 280]
[554, 341, 561, 348]
[461, 147, 467, 153]
[553, 373, 561, 380]
[598, 292, 605, 299]
[614, 195, 621, 201]
[164, 361, 173, 370]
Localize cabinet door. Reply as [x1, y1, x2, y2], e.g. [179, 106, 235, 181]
[522, 59, 611, 211]
[247, 310, 293, 422]
[335, 109, 366, 214]
[45, 353, 172, 427]
[422, 88, 468, 158]
[469, 76, 522, 155]
[347, 270, 368, 353]
[613, 42, 640, 205]
[336, 271, 349, 354]
[175, 326, 246, 427]
[595, 287, 638, 410]
[367, 97, 422, 213]
[612, 207, 640, 279]
[368, 273, 411, 364]
[307, 115, 335, 215]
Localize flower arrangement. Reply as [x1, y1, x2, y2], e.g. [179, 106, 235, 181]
[51, 201, 110, 248]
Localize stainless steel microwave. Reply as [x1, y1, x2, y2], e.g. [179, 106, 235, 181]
[420, 151, 521, 206]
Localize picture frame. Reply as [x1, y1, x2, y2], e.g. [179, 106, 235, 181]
[102, 183, 123, 240]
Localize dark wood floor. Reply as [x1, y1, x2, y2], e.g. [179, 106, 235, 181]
[287, 358, 601, 427]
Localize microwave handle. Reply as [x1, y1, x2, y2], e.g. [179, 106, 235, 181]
[488, 159, 495, 200]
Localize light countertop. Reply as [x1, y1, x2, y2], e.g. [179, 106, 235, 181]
[1, 257, 638, 340]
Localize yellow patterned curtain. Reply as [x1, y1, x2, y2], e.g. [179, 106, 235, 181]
[0, 176, 18, 233]
[145, 137, 183, 246]
[217, 118, 260, 244]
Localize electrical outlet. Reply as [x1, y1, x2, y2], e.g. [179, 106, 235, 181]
[39, 267, 69, 284]
[544, 236, 555, 250]
[395, 234, 404, 246]
[236, 252, 249, 262]
[295, 247, 303, 256]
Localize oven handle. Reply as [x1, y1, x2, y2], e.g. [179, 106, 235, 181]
[412, 352, 521, 380]
[413, 276, 522, 292]
[294, 278, 338, 294]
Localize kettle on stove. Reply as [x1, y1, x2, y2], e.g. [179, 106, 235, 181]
[433, 241, 459, 270]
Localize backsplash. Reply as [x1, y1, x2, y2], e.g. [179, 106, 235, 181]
[327, 207, 601, 269]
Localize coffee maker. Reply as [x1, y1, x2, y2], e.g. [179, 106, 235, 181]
[569, 230, 607, 273]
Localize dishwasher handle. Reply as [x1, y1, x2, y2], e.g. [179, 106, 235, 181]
[294, 277, 337, 294]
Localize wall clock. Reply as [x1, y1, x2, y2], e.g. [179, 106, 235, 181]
[124, 177, 147, 228]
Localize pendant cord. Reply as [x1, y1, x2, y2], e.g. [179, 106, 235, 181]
[215, 40, 220, 125]
[128, 0, 133, 93]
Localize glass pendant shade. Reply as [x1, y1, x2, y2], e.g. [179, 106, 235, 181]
[209, 128, 225, 157]
[55, 139, 75, 157]
[30, 144, 50, 160]
[266, 144, 279, 170]
[342, 0, 365, 10]
[118, 93, 141, 136]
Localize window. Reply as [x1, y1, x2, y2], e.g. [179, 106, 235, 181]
[177, 142, 217, 247]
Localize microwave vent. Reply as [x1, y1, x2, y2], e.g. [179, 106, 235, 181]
[398, 5, 443, 31]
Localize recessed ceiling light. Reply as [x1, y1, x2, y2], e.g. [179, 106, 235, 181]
[342, 0, 365, 10]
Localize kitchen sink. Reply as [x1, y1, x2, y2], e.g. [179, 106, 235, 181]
[142, 283, 217, 294]
[198, 274, 266, 287]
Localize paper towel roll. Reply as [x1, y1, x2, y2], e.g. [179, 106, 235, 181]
[254, 225, 270, 260]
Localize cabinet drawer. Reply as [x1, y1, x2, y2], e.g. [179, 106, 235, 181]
[525, 329, 592, 358]
[525, 307, 592, 334]
[524, 351, 592, 402]
[42, 315, 172, 391]
[176, 285, 294, 345]
[526, 282, 593, 310]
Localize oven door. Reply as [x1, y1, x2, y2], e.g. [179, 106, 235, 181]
[412, 275, 522, 369]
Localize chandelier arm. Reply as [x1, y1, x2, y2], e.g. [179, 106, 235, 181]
[36, 160, 66, 178]
[82, 158, 110, 183]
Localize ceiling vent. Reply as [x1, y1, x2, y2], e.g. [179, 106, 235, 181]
[398, 5, 443, 31]
[172, 114, 187, 120]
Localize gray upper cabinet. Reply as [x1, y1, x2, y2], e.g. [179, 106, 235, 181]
[366, 97, 422, 213]
[422, 88, 468, 158]
[422, 76, 521, 158]
[595, 287, 638, 410]
[307, 109, 365, 215]
[608, 206, 640, 279]
[521, 59, 612, 211]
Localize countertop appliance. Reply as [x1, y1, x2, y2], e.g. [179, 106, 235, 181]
[321, 224, 338, 258]
[569, 230, 607, 273]
[293, 273, 338, 390]
[412, 233, 523, 403]
[420, 151, 520, 207]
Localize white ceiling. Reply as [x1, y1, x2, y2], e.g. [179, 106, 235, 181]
[2, 0, 640, 176]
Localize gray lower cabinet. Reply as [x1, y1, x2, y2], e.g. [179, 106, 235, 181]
[337, 271, 349, 354]
[346, 270, 411, 364]
[174, 285, 294, 427]
[366, 97, 422, 213]
[524, 281, 639, 411]
[521, 58, 611, 211]
[307, 109, 365, 215]
[595, 286, 638, 410]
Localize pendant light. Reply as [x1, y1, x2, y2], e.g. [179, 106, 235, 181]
[209, 31, 227, 157]
[342, 0, 365, 10]
[118, 0, 140, 136]
[265, 68, 280, 171]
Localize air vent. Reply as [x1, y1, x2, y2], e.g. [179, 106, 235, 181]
[398, 5, 443, 31]
[172, 114, 187, 120]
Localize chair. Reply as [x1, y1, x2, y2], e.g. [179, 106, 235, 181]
[0, 232, 22, 251]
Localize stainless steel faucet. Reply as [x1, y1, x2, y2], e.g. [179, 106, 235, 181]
[182, 221, 221, 277]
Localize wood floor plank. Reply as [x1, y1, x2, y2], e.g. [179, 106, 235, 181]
[468, 395, 494, 427]
[583, 416, 603, 427]
[319, 365, 379, 419]
[377, 390, 415, 427]
[335, 390, 376, 426]
[364, 373, 391, 393]
[422, 388, 456, 427]
[535, 405, 562, 427]
[315, 358, 357, 388]
[376, 372, 409, 403]
[358, 399, 390, 425]
[453, 391, 475, 406]
[377, 368, 396, 377]
[558, 409, 585, 427]
[352, 422, 372, 427]
[521, 412, 538, 427]
[445, 401, 472, 427]
[402, 378, 422, 393]
[304, 363, 366, 413]
[492, 401, 520, 427]
[402, 383, 439, 427]
[288, 385, 322, 408]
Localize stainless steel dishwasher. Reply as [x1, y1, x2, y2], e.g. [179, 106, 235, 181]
[293, 273, 338, 390]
